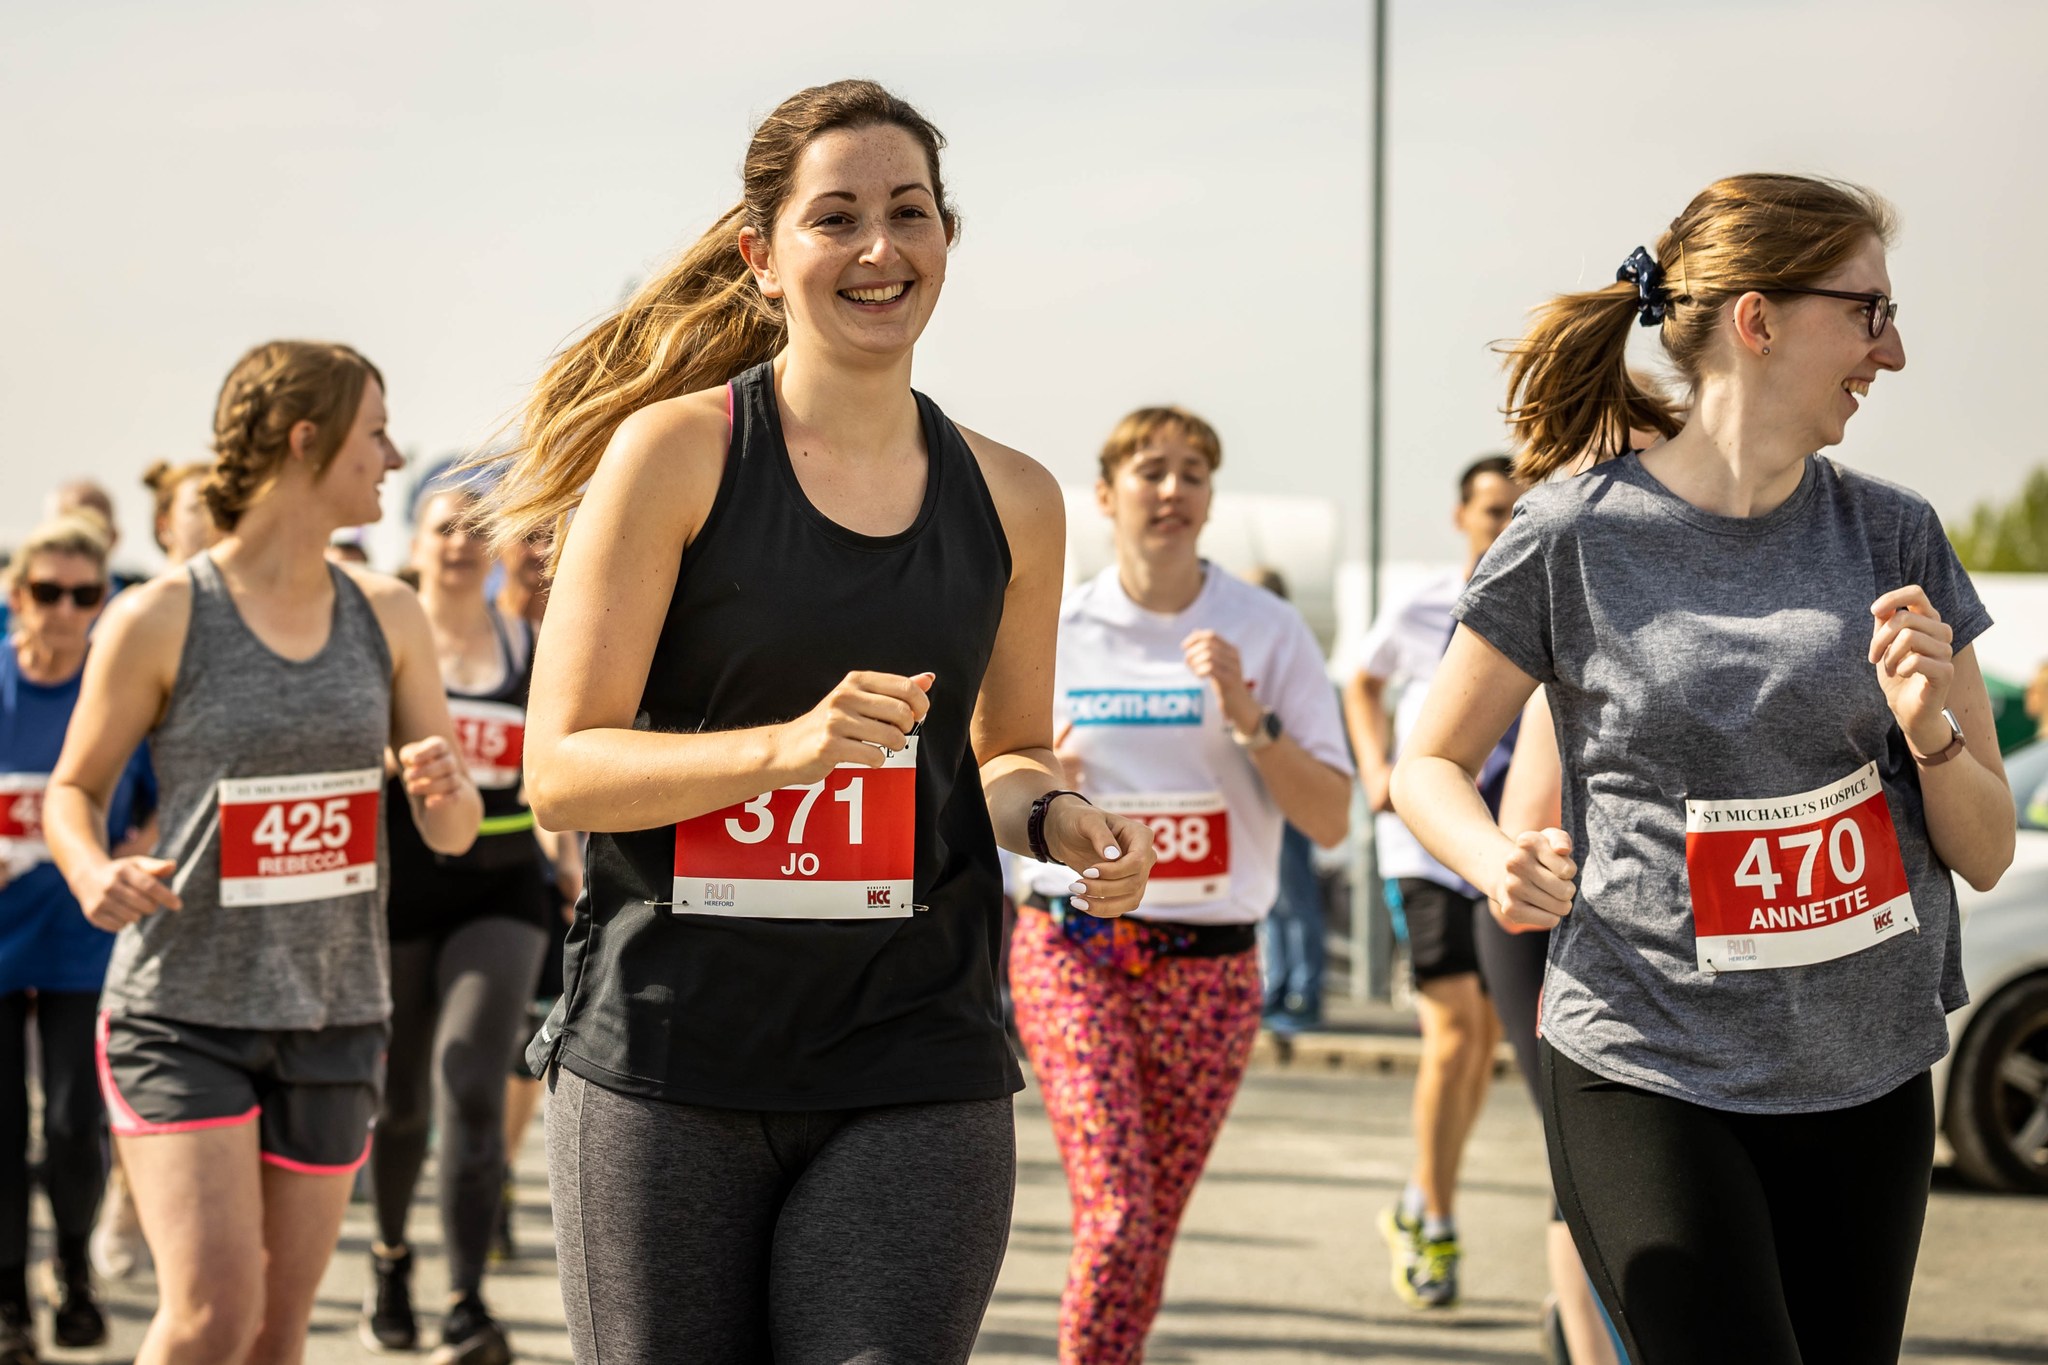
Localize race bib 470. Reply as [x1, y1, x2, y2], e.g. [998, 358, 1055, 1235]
[671, 739, 916, 920]
[1684, 762, 1916, 974]
[218, 769, 381, 907]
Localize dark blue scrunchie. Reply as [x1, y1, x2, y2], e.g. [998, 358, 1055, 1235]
[1616, 246, 1667, 327]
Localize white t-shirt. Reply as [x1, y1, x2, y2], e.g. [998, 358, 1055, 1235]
[1023, 563, 1352, 926]
[1355, 568, 1469, 891]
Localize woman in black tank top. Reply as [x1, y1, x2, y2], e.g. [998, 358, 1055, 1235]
[364, 481, 552, 1360]
[477, 81, 1156, 1364]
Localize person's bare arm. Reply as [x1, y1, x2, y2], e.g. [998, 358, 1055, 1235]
[962, 427, 1155, 917]
[1495, 688, 1561, 838]
[1868, 587, 2011, 890]
[1342, 669, 1395, 813]
[1390, 626, 1576, 929]
[353, 568, 482, 856]
[46, 579, 186, 930]
[1182, 630, 1350, 848]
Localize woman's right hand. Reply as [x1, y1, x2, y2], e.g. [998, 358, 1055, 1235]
[73, 855, 182, 932]
[774, 671, 935, 784]
[1491, 828, 1576, 931]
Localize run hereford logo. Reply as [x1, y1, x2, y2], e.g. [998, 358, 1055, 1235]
[703, 882, 737, 908]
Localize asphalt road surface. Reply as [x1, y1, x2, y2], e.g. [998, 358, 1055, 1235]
[37, 1067, 2048, 1363]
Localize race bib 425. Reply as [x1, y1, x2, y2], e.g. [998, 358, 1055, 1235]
[218, 769, 381, 907]
[0, 773, 50, 875]
[671, 739, 916, 920]
[1684, 762, 1916, 974]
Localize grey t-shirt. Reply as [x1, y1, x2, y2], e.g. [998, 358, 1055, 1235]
[1455, 454, 1990, 1113]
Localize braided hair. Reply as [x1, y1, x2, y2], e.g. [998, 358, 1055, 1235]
[206, 341, 384, 530]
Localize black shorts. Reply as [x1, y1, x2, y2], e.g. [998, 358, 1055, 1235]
[96, 1011, 386, 1174]
[1395, 878, 1482, 984]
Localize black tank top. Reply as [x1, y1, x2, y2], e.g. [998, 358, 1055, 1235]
[387, 608, 545, 933]
[545, 361, 1022, 1110]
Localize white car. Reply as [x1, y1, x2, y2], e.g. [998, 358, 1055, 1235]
[1935, 739, 2048, 1194]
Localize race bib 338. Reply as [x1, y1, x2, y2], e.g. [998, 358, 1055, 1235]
[1684, 762, 1916, 974]
[1096, 791, 1230, 906]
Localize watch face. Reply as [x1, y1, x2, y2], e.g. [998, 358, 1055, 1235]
[1263, 710, 1283, 740]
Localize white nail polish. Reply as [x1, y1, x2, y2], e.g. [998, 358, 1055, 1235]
[1104, 845, 1120, 859]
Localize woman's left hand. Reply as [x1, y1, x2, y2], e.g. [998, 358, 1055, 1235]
[399, 736, 468, 811]
[1183, 630, 1261, 733]
[1043, 795, 1157, 918]
[1869, 584, 1956, 752]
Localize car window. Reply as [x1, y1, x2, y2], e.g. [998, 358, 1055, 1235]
[2006, 741, 2048, 831]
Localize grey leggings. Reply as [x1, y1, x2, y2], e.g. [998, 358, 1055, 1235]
[372, 917, 546, 1295]
[547, 1065, 1015, 1365]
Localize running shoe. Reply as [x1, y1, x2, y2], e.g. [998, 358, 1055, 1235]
[432, 1294, 512, 1365]
[360, 1247, 418, 1352]
[89, 1176, 150, 1279]
[1377, 1205, 1421, 1300]
[50, 1258, 106, 1349]
[0, 1302, 34, 1365]
[1403, 1233, 1462, 1309]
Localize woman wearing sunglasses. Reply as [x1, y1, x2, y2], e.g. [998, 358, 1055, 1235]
[1393, 174, 2012, 1365]
[0, 514, 155, 1359]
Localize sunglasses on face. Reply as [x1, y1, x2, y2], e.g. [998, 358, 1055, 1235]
[24, 581, 107, 609]
[1764, 287, 1898, 339]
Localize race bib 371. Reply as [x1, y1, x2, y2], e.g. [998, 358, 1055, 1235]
[671, 738, 916, 920]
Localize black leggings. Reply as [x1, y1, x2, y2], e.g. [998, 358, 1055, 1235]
[0, 992, 104, 1272]
[547, 1065, 1015, 1365]
[1542, 1042, 1932, 1365]
[1471, 906, 1548, 1100]
[371, 917, 546, 1295]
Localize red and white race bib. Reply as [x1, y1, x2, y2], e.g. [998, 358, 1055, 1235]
[0, 773, 50, 874]
[448, 699, 526, 790]
[671, 739, 916, 920]
[217, 768, 381, 907]
[1098, 790, 1231, 906]
[1684, 762, 1917, 974]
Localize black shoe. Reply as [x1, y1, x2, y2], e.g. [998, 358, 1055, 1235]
[0, 1303, 34, 1365]
[50, 1260, 106, 1349]
[431, 1294, 512, 1365]
[360, 1248, 418, 1352]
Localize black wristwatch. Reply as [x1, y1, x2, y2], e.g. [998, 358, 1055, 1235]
[1029, 789, 1091, 863]
[1233, 708, 1283, 752]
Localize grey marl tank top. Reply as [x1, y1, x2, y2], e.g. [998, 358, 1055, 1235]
[101, 552, 394, 1030]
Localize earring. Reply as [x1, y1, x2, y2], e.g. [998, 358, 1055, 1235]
[1762, 346, 1770, 355]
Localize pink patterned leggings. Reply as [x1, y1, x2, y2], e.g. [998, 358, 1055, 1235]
[1009, 907, 1265, 1365]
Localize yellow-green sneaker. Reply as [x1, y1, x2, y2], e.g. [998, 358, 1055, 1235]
[1405, 1234, 1461, 1309]
[1378, 1205, 1422, 1303]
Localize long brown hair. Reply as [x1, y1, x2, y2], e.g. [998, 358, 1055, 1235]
[142, 459, 213, 550]
[478, 79, 956, 559]
[1502, 174, 1895, 482]
[207, 341, 385, 531]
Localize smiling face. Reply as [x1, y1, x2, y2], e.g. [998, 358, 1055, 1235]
[411, 489, 487, 592]
[740, 124, 950, 363]
[1097, 428, 1216, 564]
[306, 380, 403, 530]
[1755, 234, 1907, 451]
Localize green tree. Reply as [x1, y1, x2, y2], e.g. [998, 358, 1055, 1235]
[1952, 466, 2048, 572]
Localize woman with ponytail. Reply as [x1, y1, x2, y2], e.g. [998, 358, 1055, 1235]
[1391, 174, 2013, 1363]
[479, 80, 1155, 1363]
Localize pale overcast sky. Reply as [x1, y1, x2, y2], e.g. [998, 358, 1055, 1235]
[6, 0, 2044, 572]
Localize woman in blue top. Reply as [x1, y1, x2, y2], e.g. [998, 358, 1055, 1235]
[0, 514, 154, 1358]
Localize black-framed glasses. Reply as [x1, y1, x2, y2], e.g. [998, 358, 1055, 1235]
[1763, 287, 1898, 339]
[24, 581, 107, 609]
